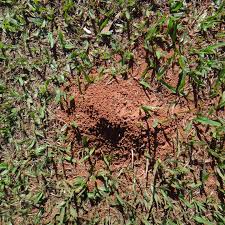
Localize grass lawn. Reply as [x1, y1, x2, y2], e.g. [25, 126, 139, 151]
[0, 0, 224, 224]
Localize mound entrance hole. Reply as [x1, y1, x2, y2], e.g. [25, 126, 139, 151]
[89, 118, 126, 146]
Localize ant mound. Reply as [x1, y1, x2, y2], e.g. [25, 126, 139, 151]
[71, 77, 164, 154]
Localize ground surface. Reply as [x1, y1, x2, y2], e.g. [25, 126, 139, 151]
[0, 1, 225, 225]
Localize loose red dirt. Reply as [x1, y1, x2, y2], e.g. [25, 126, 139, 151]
[58, 74, 195, 161]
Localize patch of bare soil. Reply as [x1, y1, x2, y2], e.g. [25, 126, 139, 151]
[75, 78, 154, 148]
[58, 75, 195, 161]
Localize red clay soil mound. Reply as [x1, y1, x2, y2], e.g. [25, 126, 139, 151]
[56, 74, 195, 158]
[58, 76, 194, 159]
[73, 78, 160, 151]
